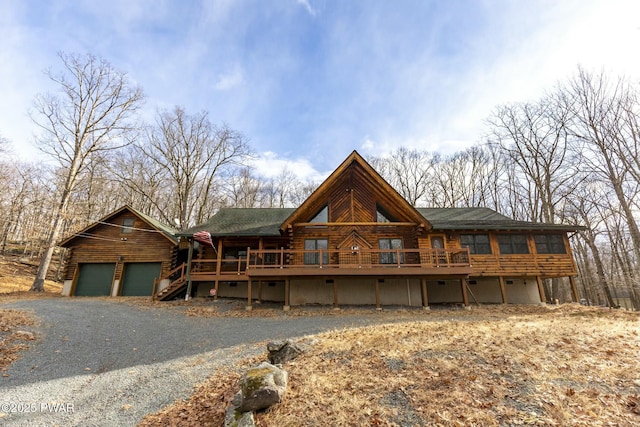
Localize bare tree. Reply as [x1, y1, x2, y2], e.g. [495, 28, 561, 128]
[29, 52, 143, 291]
[136, 107, 251, 228]
[369, 148, 439, 206]
[487, 95, 580, 224]
[562, 67, 640, 263]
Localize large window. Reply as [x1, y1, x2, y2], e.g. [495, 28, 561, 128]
[376, 204, 394, 223]
[304, 239, 329, 265]
[310, 206, 328, 223]
[460, 234, 492, 254]
[497, 234, 529, 254]
[379, 238, 403, 264]
[534, 234, 566, 254]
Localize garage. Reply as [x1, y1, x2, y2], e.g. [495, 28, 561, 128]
[74, 263, 116, 296]
[120, 262, 162, 296]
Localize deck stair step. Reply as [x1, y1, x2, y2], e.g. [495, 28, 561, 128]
[155, 277, 187, 301]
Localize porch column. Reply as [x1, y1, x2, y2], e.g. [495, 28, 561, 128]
[214, 238, 223, 301]
[460, 278, 469, 307]
[499, 276, 508, 304]
[246, 279, 252, 311]
[568, 276, 579, 303]
[536, 276, 546, 305]
[375, 279, 381, 310]
[185, 238, 194, 301]
[283, 278, 290, 311]
[420, 278, 429, 310]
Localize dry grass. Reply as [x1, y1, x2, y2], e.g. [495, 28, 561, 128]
[0, 256, 62, 297]
[140, 305, 640, 427]
[0, 309, 38, 371]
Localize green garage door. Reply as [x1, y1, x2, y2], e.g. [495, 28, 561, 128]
[120, 262, 162, 296]
[74, 263, 116, 296]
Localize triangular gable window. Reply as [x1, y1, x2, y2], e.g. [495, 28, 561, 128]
[310, 205, 328, 223]
[376, 204, 395, 223]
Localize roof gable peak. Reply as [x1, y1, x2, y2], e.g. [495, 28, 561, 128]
[280, 150, 430, 230]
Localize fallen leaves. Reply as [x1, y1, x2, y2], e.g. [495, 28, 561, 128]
[0, 309, 38, 371]
[141, 304, 640, 426]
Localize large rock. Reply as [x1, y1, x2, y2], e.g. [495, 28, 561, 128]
[225, 392, 255, 427]
[267, 339, 303, 365]
[239, 362, 288, 412]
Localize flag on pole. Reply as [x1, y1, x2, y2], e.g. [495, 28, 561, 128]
[193, 230, 214, 247]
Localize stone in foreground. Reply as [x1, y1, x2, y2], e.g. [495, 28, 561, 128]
[239, 362, 288, 412]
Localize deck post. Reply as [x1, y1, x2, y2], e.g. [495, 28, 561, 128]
[499, 276, 508, 304]
[568, 276, 579, 303]
[460, 278, 469, 307]
[375, 279, 381, 310]
[184, 238, 194, 301]
[536, 276, 546, 305]
[420, 278, 429, 310]
[258, 281, 262, 303]
[283, 278, 290, 311]
[246, 278, 253, 311]
[214, 238, 223, 301]
[332, 280, 339, 309]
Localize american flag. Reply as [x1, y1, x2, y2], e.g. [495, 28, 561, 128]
[193, 230, 214, 247]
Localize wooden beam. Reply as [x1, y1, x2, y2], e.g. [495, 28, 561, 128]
[214, 238, 223, 301]
[293, 222, 417, 227]
[569, 276, 579, 303]
[284, 278, 290, 310]
[185, 238, 194, 301]
[246, 279, 252, 311]
[420, 278, 429, 309]
[536, 276, 546, 304]
[499, 276, 508, 304]
[375, 279, 381, 310]
[460, 278, 469, 307]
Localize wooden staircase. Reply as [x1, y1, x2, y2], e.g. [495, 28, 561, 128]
[152, 263, 188, 301]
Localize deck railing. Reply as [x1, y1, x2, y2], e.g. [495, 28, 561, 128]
[247, 247, 471, 269]
[155, 248, 471, 292]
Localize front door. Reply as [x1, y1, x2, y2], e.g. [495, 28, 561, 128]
[430, 235, 447, 265]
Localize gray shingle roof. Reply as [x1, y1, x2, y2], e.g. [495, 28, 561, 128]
[417, 207, 581, 231]
[184, 206, 581, 236]
[129, 206, 179, 241]
[182, 208, 296, 236]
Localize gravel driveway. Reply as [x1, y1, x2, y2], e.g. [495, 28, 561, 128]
[1, 298, 390, 427]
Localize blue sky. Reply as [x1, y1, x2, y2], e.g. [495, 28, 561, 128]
[1, 0, 638, 180]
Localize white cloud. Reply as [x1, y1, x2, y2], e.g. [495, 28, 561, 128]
[249, 151, 327, 182]
[296, 0, 317, 17]
[213, 66, 245, 91]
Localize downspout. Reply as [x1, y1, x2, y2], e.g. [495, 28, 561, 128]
[184, 237, 194, 301]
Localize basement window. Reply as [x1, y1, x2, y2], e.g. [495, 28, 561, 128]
[468, 280, 477, 285]
[437, 280, 446, 285]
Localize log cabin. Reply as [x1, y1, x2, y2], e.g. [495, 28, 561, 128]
[60, 206, 178, 297]
[156, 151, 582, 309]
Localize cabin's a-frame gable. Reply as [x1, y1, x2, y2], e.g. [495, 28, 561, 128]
[59, 205, 177, 247]
[280, 151, 430, 230]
